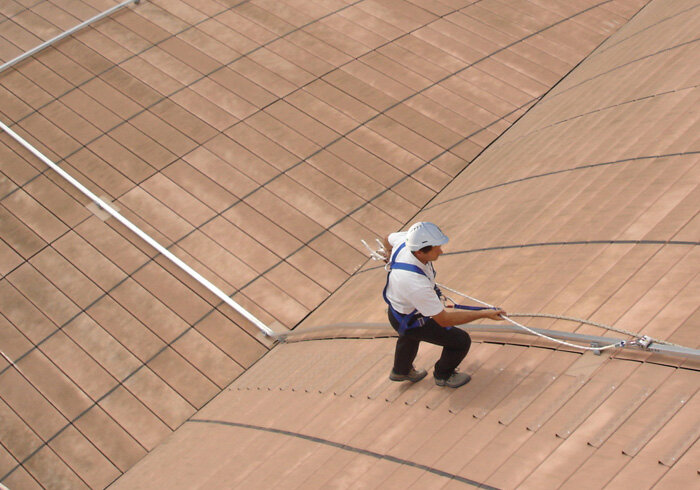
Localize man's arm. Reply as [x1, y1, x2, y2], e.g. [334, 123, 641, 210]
[432, 307, 506, 327]
[382, 235, 392, 262]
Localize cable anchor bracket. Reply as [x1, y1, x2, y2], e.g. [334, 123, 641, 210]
[630, 335, 653, 349]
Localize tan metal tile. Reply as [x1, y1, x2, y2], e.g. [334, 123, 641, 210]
[149, 99, 216, 144]
[1, 68, 55, 113]
[195, 20, 253, 58]
[326, 137, 403, 188]
[266, 174, 345, 227]
[190, 76, 258, 120]
[52, 231, 125, 291]
[23, 444, 89, 489]
[49, 425, 121, 489]
[387, 103, 463, 149]
[160, 35, 220, 75]
[33, 44, 93, 84]
[0, 280, 57, 347]
[8, 262, 79, 327]
[118, 186, 193, 243]
[15, 60, 74, 100]
[245, 111, 319, 164]
[75, 215, 150, 272]
[267, 39, 333, 81]
[16, 112, 83, 161]
[265, 261, 330, 307]
[57, 37, 115, 77]
[99, 385, 170, 451]
[41, 329, 117, 399]
[215, 9, 277, 44]
[520, 363, 672, 489]
[483, 360, 634, 488]
[287, 161, 364, 212]
[371, 189, 421, 223]
[147, 346, 218, 408]
[229, 55, 297, 98]
[0, 313, 31, 363]
[90, 16, 152, 55]
[72, 25, 133, 64]
[0, 395, 44, 462]
[64, 312, 141, 380]
[606, 392, 700, 489]
[108, 122, 178, 171]
[15, 347, 93, 420]
[86, 296, 165, 363]
[118, 55, 184, 99]
[240, 187, 323, 243]
[160, 160, 234, 213]
[0, 84, 32, 122]
[266, 100, 341, 147]
[170, 88, 235, 131]
[88, 134, 157, 183]
[249, 47, 316, 87]
[109, 277, 189, 342]
[0, 466, 41, 489]
[122, 366, 195, 429]
[323, 68, 398, 111]
[29, 247, 102, 309]
[0, 16, 41, 51]
[173, 328, 244, 388]
[286, 245, 348, 292]
[141, 174, 214, 226]
[113, 5, 172, 43]
[558, 366, 697, 489]
[74, 405, 146, 472]
[227, 120, 300, 170]
[653, 437, 700, 490]
[304, 78, 376, 124]
[0, 368, 67, 441]
[135, 46, 199, 87]
[240, 275, 309, 328]
[0, 204, 45, 260]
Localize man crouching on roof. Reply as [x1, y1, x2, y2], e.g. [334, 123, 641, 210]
[382, 222, 506, 388]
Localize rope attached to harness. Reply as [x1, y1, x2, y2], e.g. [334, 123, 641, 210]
[436, 284, 627, 351]
[366, 239, 642, 352]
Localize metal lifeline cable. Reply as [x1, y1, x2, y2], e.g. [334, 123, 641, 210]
[503, 312, 682, 347]
[437, 284, 626, 352]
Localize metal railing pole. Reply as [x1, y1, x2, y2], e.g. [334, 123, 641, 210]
[0, 0, 140, 74]
[0, 120, 275, 337]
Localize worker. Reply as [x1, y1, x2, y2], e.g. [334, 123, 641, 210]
[382, 222, 506, 388]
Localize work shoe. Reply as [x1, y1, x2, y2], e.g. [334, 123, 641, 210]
[434, 371, 471, 388]
[389, 367, 427, 383]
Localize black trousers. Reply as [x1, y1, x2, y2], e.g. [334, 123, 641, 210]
[388, 311, 471, 380]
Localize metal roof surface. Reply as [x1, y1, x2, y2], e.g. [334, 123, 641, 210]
[0, 0, 698, 488]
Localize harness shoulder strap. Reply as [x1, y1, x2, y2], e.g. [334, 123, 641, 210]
[390, 262, 426, 276]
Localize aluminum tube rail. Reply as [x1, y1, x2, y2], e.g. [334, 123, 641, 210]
[0, 0, 140, 74]
[0, 120, 275, 337]
[275, 322, 700, 361]
[464, 325, 700, 361]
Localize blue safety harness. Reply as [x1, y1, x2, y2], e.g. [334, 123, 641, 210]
[383, 242, 490, 336]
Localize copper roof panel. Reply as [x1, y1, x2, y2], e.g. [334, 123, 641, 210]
[2, 0, 699, 487]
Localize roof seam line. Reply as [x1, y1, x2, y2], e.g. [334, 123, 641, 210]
[426, 150, 700, 210]
[189, 419, 500, 490]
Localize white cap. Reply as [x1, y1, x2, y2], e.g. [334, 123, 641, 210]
[405, 222, 449, 251]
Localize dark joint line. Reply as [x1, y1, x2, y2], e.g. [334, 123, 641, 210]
[190, 419, 500, 489]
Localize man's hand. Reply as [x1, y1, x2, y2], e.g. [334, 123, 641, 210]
[485, 308, 506, 321]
